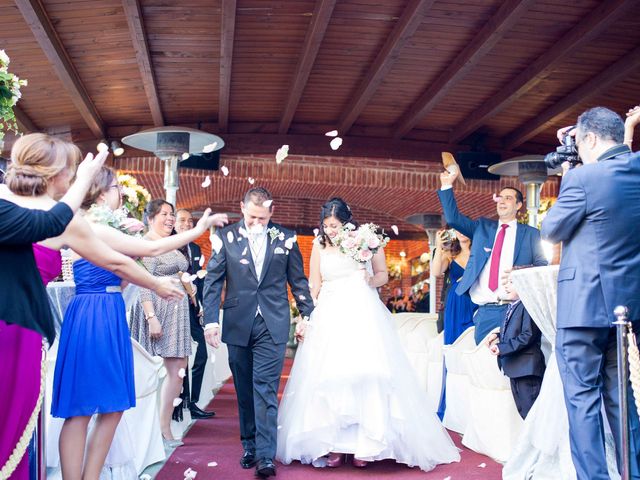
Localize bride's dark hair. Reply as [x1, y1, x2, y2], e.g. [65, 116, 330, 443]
[318, 197, 359, 247]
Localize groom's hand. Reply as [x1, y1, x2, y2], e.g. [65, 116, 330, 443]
[204, 324, 221, 348]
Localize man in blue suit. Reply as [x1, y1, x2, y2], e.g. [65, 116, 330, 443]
[541, 107, 640, 480]
[438, 171, 547, 344]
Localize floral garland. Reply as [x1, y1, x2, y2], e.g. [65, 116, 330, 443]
[117, 173, 151, 221]
[0, 50, 28, 142]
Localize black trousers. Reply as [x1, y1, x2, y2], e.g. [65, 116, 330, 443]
[509, 375, 542, 419]
[227, 314, 286, 460]
[189, 302, 208, 403]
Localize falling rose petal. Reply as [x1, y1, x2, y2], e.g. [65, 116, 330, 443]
[207, 462, 218, 467]
[238, 227, 248, 238]
[478, 463, 487, 468]
[227, 231, 234, 243]
[249, 224, 264, 235]
[140, 475, 151, 480]
[242, 246, 248, 256]
[239, 259, 250, 265]
[391, 225, 399, 235]
[313, 228, 319, 237]
[330, 137, 343, 150]
[325, 129, 338, 137]
[248, 177, 255, 185]
[211, 235, 223, 254]
[196, 269, 208, 279]
[199, 256, 205, 267]
[181, 272, 191, 283]
[178, 368, 186, 378]
[309, 281, 314, 289]
[182, 152, 190, 160]
[202, 142, 217, 153]
[262, 200, 273, 208]
[277, 425, 283, 430]
[443, 477, 451, 480]
[298, 295, 306, 301]
[210, 353, 216, 364]
[173, 398, 183, 407]
[189, 274, 198, 283]
[201, 176, 211, 188]
[278, 232, 285, 241]
[221, 165, 229, 176]
[275, 145, 289, 164]
[493, 193, 500, 203]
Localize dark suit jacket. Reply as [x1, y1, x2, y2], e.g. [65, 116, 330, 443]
[541, 145, 640, 327]
[497, 301, 546, 378]
[203, 220, 314, 346]
[0, 200, 74, 342]
[183, 242, 204, 307]
[437, 188, 548, 296]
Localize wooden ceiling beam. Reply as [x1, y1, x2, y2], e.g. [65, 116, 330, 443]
[15, 0, 105, 139]
[278, 0, 337, 134]
[337, 0, 435, 136]
[218, 0, 237, 133]
[450, 0, 634, 144]
[393, 0, 534, 139]
[122, 0, 164, 127]
[13, 105, 37, 134]
[504, 45, 640, 150]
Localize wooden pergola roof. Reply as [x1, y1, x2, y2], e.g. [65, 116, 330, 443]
[3, 0, 640, 159]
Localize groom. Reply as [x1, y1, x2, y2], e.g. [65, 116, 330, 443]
[203, 187, 314, 478]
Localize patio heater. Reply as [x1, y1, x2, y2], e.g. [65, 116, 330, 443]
[488, 155, 561, 227]
[406, 213, 444, 315]
[122, 127, 224, 206]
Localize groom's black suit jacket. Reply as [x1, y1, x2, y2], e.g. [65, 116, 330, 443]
[203, 220, 314, 346]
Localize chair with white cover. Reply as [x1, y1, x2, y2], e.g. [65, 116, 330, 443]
[393, 312, 439, 393]
[441, 326, 475, 433]
[425, 332, 444, 411]
[460, 329, 523, 463]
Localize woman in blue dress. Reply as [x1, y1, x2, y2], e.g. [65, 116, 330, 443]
[431, 228, 476, 419]
[50, 167, 228, 480]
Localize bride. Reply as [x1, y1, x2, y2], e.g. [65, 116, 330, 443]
[276, 198, 460, 471]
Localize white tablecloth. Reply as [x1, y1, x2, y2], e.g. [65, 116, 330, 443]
[504, 266, 619, 480]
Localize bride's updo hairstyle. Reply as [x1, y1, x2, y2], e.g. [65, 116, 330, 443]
[318, 197, 359, 247]
[6, 133, 82, 196]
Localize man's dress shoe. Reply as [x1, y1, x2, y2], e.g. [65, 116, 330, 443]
[189, 403, 215, 419]
[255, 458, 276, 477]
[240, 450, 257, 469]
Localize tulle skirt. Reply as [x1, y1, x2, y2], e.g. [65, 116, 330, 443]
[276, 275, 460, 471]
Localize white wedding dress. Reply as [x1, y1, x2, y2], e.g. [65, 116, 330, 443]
[276, 249, 460, 471]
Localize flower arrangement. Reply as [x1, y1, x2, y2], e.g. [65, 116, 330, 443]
[267, 226, 284, 243]
[117, 173, 151, 220]
[86, 204, 145, 237]
[0, 50, 28, 142]
[334, 222, 390, 264]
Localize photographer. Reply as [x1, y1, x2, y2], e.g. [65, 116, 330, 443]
[541, 106, 640, 480]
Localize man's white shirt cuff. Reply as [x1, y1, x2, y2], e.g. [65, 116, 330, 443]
[440, 185, 453, 190]
[204, 323, 219, 332]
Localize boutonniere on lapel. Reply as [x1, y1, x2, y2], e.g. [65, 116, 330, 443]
[267, 226, 285, 244]
[484, 247, 492, 253]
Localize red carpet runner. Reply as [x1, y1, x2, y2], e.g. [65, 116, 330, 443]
[156, 358, 503, 479]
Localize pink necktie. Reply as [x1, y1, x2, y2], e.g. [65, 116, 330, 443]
[488, 224, 509, 291]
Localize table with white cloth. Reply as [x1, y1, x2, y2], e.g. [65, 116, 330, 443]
[45, 282, 232, 479]
[504, 265, 619, 480]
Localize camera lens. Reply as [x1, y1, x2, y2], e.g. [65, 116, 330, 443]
[544, 152, 563, 169]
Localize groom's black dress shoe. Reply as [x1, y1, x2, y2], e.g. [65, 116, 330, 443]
[240, 450, 258, 469]
[189, 403, 215, 419]
[255, 458, 276, 478]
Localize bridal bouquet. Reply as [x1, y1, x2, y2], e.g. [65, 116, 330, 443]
[117, 173, 151, 221]
[334, 222, 389, 264]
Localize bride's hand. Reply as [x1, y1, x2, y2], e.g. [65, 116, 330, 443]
[294, 319, 308, 342]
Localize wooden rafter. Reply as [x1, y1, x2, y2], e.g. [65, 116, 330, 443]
[393, 0, 534, 139]
[218, 0, 237, 133]
[14, 0, 105, 139]
[13, 105, 37, 134]
[278, 0, 337, 134]
[337, 0, 435, 135]
[450, 0, 634, 144]
[504, 45, 640, 149]
[122, 0, 164, 127]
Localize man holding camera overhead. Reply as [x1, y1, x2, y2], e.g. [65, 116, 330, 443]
[437, 171, 547, 345]
[541, 106, 640, 480]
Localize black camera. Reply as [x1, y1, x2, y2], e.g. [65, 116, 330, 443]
[544, 128, 582, 169]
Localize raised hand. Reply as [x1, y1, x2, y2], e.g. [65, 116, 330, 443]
[556, 125, 576, 144]
[196, 208, 229, 233]
[74, 150, 110, 185]
[439, 168, 458, 188]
